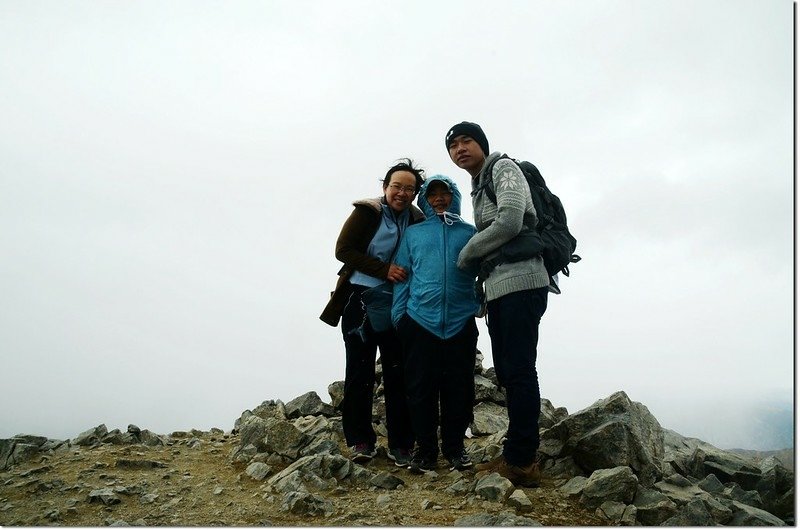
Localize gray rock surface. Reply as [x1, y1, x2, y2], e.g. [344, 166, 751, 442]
[285, 391, 336, 419]
[540, 391, 664, 487]
[581, 466, 639, 509]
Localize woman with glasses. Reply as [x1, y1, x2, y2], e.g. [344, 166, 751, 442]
[320, 159, 425, 466]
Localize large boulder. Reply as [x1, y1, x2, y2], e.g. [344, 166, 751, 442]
[687, 445, 762, 490]
[285, 392, 336, 419]
[539, 391, 664, 487]
[235, 416, 312, 461]
[233, 400, 287, 432]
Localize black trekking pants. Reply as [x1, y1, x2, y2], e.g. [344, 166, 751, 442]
[399, 315, 478, 459]
[486, 287, 548, 467]
[340, 284, 415, 450]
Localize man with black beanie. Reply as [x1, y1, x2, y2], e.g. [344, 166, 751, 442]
[445, 121, 550, 487]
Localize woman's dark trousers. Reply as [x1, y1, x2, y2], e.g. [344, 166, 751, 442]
[340, 285, 414, 451]
[401, 316, 478, 460]
[486, 287, 548, 467]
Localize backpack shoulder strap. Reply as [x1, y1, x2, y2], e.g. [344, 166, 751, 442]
[474, 154, 512, 204]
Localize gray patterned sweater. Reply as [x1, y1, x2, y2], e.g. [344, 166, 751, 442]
[456, 152, 550, 301]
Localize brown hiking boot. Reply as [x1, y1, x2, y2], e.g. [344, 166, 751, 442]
[496, 457, 541, 488]
[475, 453, 504, 473]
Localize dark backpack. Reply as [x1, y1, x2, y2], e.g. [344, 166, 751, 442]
[479, 155, 580, 294]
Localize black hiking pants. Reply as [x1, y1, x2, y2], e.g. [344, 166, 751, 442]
[340, 284, 415, 450]
[486, 287, 548, 467]
[399, 315, 478, 460]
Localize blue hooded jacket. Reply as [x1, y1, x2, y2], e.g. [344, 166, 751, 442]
[391, 175, 480, 339]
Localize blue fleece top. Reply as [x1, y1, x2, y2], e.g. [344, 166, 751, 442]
[391, 175, 480, 339]
[349, 202, 411, 288]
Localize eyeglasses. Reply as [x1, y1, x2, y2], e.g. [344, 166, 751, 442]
[388, 183, 417, 194]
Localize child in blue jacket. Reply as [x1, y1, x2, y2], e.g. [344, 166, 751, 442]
[391, 175, 480, 472]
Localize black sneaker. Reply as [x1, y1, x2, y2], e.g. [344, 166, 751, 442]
[349, 443, 376, 462]
[447, 449, 473, 471]
[387, 447, 412, 467]
[408, 450, 437, 474]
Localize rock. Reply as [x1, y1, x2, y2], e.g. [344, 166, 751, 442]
[662, 497, 716, 526]
[470, 402, 509, 435]
[697, 473, 725, 494]
[559, 476, 587, 498]
[88, 488, 121, 505]
[279, 491, 333, 517]
[115, 459, 166, 470]
[540, 391, 664, 487]
[653, 479, 705, 506]
[454, 510, 542, 526]
[507, 489, 533, 512]
[663, 473, 693, 487]
[696, 492, 733, 524]
[581, 466, 638, 509]
[595, 500, 626, 523]
[620, 504, 637, 526]
[140, 493, 158, 504]
[246, 462, 272, 481]
[375, 493, 392, 508]
[267, 453, 370, 494]
[328, 381, 345, 410]
[127, 424, 141, 435]
[632, 486, 678, 525]
[539, 398, 568, 430]
[369, 472, 404, 490]
[688, 445, 762, 491]
[446, 478, 471, 496]
[234, 400, 287, 432]
[722, 483, 763, 509]
[236, 416, 312, 461]
[727, 500, 787, 526]
[285, 391, 336, 419]
[137, 430, 165, 447]
[756, 457, 794, 517]
[474, 472, 514, 502]
[544, 456, 584, 480]
[473, 374, 505, 404]
[73, 425, 108, 446]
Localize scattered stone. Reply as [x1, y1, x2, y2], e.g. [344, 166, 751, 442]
[375, 493, 392, 508]
[88, 488, 121, 506]
[115, 459, 166, 470]
[454, 510, 542, 526]
[507, 489, 533, 512]
[474, 472, 514, 502]
[369, 472, 404, 490]
[279, 491, 334, 517]
[140, 493, 158, 504]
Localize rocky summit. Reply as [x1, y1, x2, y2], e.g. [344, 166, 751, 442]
[0, 352, 794, 526]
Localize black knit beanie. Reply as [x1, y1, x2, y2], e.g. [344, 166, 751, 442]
[445, 121, 489, 156]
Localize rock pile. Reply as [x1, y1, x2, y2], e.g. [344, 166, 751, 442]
[1, 352, 794, 526]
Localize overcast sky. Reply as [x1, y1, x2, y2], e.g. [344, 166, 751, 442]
[1, 0, 793, 451]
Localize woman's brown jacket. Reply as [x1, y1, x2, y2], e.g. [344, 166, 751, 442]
[319, 197, 425, 327]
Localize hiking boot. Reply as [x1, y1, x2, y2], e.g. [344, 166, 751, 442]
[349, 443, 376, 463]
[496, 457, 541, 487]
[408, 450, 437, 474]
[475, 453, 504, 473]
[447, 449, 473, 471]
[387, 447, 412, 467]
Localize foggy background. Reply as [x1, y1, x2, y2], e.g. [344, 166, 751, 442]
[1, 0, 793, 451]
